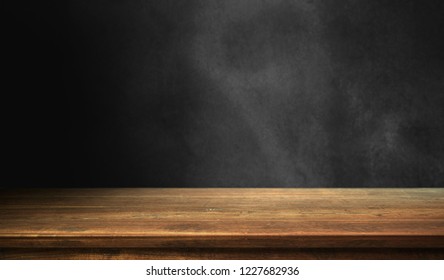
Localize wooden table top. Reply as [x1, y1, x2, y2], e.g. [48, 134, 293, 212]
[1, 188, 443, 249]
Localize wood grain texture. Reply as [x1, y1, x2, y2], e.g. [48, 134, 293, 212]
[2, 248, 444, 260]
[1, 188, 443, 259]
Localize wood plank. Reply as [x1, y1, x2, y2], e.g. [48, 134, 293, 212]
[2, 248, 444, 260]
[0, 188, 443, 258]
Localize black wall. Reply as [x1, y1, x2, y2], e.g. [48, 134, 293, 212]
[3, 0, 444, 187]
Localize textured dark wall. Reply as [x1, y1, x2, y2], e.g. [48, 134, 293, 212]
[3, 0, 444, 187]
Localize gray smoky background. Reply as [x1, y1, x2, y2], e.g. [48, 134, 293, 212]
[3, 0, 444, 187]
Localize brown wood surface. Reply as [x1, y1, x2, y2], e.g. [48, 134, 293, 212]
[1, 188, 443, 259]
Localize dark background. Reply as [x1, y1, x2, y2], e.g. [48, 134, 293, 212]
[3, 0, 444, 187]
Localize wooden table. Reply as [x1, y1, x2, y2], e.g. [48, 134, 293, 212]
[1, 188, 443, 259]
